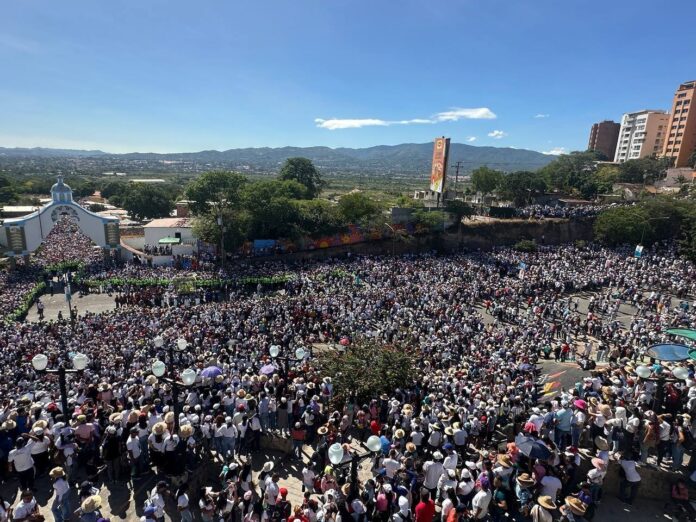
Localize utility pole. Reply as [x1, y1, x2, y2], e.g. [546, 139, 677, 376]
[451, 161, 464, 196]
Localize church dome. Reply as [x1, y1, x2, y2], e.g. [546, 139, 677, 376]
[51, 176, 73, 203]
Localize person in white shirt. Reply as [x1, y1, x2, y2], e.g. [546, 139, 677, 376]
[301, 464, 316, 494]
[265, 474, 280, 507]
[442, 444, 458, 471]
[8, 437, 35, 491]
[539, 470, 562, 502]
[149, 481, 168, 521]
[49, 467, 71, 522]
[12, 491, 39, 522]
[382, 449, 401, 479]
[126, 427, 143, 478]
[619, 454, 641, 505]
[423, 453, 445, 496]
[471, 483, 492, 520]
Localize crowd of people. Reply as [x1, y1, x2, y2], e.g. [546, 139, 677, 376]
[516, 205, 618, 220]
[0, 229, 696, 521]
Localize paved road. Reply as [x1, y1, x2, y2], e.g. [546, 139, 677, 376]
[26, 292, 116, 322]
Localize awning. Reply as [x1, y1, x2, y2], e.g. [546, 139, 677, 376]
[158, 237, 181, 245]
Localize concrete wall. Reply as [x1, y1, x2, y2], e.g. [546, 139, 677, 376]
[245, 218, 595, 263]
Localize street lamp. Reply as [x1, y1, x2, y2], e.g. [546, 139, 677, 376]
[384, 223, 396, 257]
[32, 352, 89, 416]
[151, 336, 196, 432]
[269, 345, 307, 374]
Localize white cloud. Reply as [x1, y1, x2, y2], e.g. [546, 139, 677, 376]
[314, 118, 391, 130]
[543, 147, 567, 155]
[466, 136, 477, 142]
[433, 107, 496, 121]
[487, 130, 507, 139]
[315, 106, 496, 130]
[534, 113, 550, 119]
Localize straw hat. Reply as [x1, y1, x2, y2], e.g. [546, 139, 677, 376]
[262, 461, 274, 473]
[1, 420, 16, 431]
[164, 412, 175, 424]
[444, 427, 454, 436]
[317, 426, 328, 436]
[109, 412, 122, 423]
[564, 497, 587, 516]
[32, 419, 48, 430]
[452, 422, 461, 430]
[81, 495, 102, 514]
[538, 496, 557, 511]
[127, 410, 140, 423]
[146, 375, 158, 385]
[180, 425, 194, 438]
[599, 404, 612, 417]
[594, 436, 609, 451]
[237, 389, 247, 398]
[516, 473, 535, 487]
[497, 455, 512, 468]
[394, 429, 405, 439]
[152, 422, 167, 436]
[406, 442, 416, 453]
[49, 467, 65, 479]
[77, 414, 87, 423]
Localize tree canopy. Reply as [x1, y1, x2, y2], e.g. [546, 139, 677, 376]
[317, 340, 416, 405]
[471, 166, 504, 194]
[278, 157, 325, 198]
[185, 170, 247, 215]
[121, 183, 175, 222]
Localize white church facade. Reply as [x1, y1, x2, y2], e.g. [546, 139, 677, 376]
[0, 176, 120, 259]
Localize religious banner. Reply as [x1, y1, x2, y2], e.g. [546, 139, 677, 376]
[429, 136, 450, 193]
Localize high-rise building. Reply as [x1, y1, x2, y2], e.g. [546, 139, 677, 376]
[614, 110, 670, 163]
[588, 120, 620, 160]
[662, 81, 696, 168]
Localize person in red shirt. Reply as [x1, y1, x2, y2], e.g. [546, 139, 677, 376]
[415, 490, 435, 522]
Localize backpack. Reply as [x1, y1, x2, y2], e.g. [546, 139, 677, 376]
[393, 510, 412, 522]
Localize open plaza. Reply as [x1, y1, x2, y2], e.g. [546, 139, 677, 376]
[0, 179, 695, 522]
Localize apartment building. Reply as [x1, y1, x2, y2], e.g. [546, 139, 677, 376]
[614, 110, 669, 163]
[588, 120, 620, 160]
[662, 81, 696, 168]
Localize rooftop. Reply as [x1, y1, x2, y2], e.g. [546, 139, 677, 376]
[143, 217, 192, 228]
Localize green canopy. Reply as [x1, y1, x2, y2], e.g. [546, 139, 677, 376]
[158, 236, 181, 245]
[665, 328, 696, 341]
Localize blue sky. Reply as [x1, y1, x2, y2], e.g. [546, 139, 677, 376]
[1, 0, 694, 154]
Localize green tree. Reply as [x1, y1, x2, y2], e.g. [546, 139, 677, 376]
[293, 199, 346, 237]
[192, 207, 250, 251]
[618, 156, 671, 184]
[101, 180, 128, 201]
[185, 171, 247, 215]
[338, 192, 384, 226]
[470, 166, 504, 195]
[413, 209, 446, 229]
[278, 157, 324, 198]
[122, 184, 175, 221]
[0, 175, 17, 204]
[538, 151, 601, 192]
[497, 171, 548, 206]
[317, 340, 416, 405]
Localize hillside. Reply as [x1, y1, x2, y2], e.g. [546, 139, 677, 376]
[0, 142, 555, 176]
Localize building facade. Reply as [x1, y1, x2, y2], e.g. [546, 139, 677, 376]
[614, 110, 670, 163]
[588, 120, 620, 160]
[662, 81, 696, 168]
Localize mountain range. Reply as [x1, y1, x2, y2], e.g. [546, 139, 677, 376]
[0, 142, 556, 174]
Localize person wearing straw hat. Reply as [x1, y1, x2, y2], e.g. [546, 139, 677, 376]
[560, 496, 587, 521]
[515, 473, 535, 520]
[79, 494, 103, 522]
[49, 467, 71, 522]
[530, 496, 556, 522]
